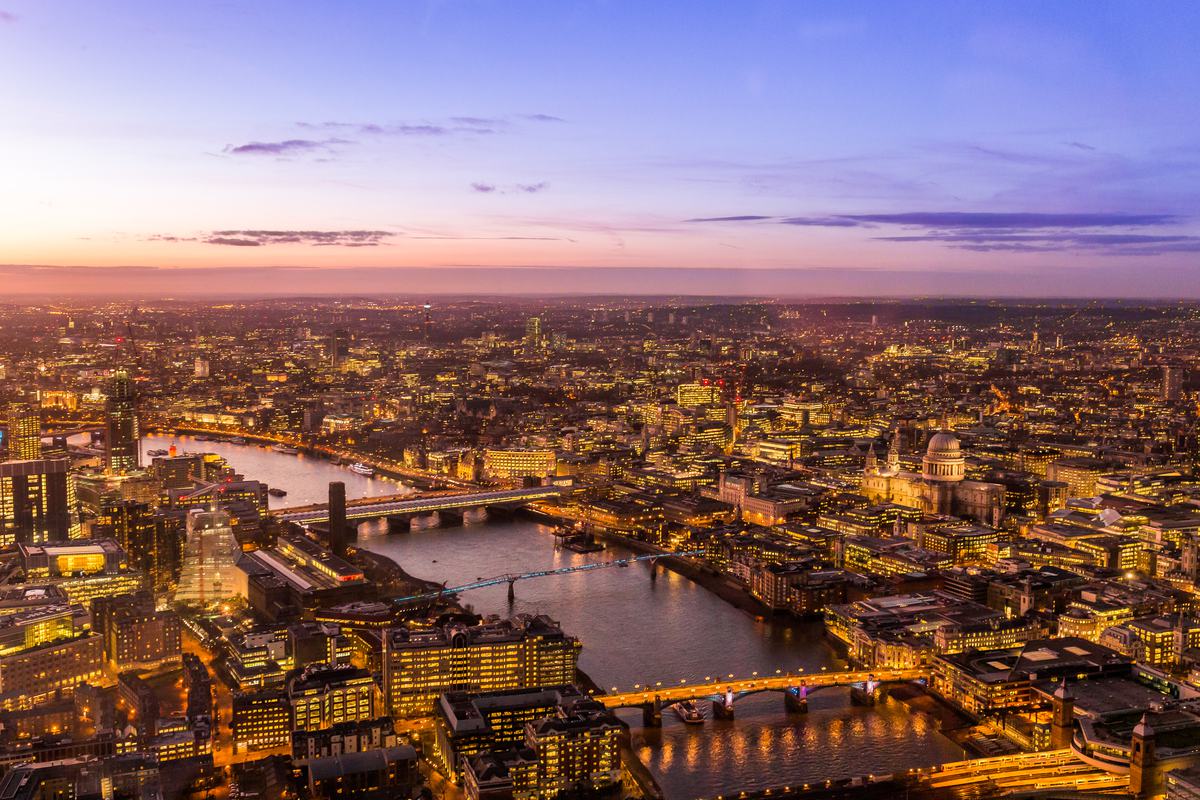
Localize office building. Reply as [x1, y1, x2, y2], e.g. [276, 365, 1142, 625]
[232, 689, 291, 755]
[104, 369, 140, 475]
[93, 591, 181, 671]
[305, 745, 419, 800]
[0, 459, 79, 545]
[175, 508, 243, 607]
[286, 663, 378, 733]
[17, 538, 144, 610]
[6, 402, 41, 461]
[383, 615, 580, 718]
[0, 603, 103, 713]
[1163, 364, 1185, 403]
[482, 449, 557, 481]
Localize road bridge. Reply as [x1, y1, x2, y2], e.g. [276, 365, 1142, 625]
[275, 485, 565, 525]
[602, 667, 928, 726]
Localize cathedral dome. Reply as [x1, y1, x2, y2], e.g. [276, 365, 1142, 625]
[922, 430, 965, 482]
[926, 431, 961, 454]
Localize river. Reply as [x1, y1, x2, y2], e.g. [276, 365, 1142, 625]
[143, 434, 965, 798]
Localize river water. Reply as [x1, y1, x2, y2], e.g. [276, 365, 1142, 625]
[143, 434, 964, 798]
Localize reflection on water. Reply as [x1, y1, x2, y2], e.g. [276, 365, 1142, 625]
[139, 434, 410, 509]
[357, 518, 965, 798]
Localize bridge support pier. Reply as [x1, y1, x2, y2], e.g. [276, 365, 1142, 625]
[485, 505, 518, 521]
[713, 689, 735, 720]
[507, 579, 516, 603]
[642, 696, 662, 727]
[438, 509, 467, 527]
[785, 685, 809, 713]
[386, 514, 413, 533]
[850, 676, 880, 706]
[650, 560, 658, 582]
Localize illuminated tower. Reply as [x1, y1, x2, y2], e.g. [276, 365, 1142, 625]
[1050, 681, 1075, 749]
[524, 316, 542, 356]
[104, 369, 139, 475]
[7, 401, 41, 460]
[1162, 364, 1184, 403]
[423, 303, 432, 342]
[175, 508, 242, 607]
[1129, 713, 1158, 798]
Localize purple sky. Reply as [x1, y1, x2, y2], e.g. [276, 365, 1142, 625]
[2, 1, 1198, 296]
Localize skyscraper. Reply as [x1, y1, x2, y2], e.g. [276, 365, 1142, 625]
[6, 401, 41, 461]
[328, 481, 347, 558]
[105, 369, 139, 474]
[175, 508, 243, 606]
[0, 458, 79, 544]
[524, 316, 542, 356]
[1162, 364, 1184, 404]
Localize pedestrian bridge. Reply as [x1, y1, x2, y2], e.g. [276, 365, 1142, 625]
[275, 485, 564, 525]
[599, 667, 928, 711]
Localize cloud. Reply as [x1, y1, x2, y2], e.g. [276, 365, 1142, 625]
[152, 230, 393, 247]
[840, 211, 1177, 229]
[471, 182, 550, 195]
[685, 210, 1193, 255]
[226, 138, 348, 156]
[522, 114, 565, 123]
[0, 10, 16, 22]
[686, 215, 774, 222]
[1065, 140, 1097, 151]
[298, 119, 500, 136]
[779, 216, 864, 227]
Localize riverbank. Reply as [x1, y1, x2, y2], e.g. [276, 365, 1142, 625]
[147, 424, 451, 490]
[591, 530, 773, 618]
[575, 666, 664, 800]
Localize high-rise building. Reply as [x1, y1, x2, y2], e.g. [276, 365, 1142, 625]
[6, 401, 41, 461]
[328, 481, 347, 558]
[175, 508, 243, 607]
[1162, 364, 1184, 403]
[194, 356, 210, 378]
[0, 458, 79, 544]
[18, 538, 144, 609]
[104, 369, 139, 475]
[382, 615, 580, 718]
[524, 316, 542, 355]
[92, 500, 182, 594]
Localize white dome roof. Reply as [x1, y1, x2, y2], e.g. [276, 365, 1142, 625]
[927, 431, 961, 453]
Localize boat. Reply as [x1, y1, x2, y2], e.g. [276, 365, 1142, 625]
[230, 437, 246, 444]
[349, 462, 376, 476]
[146, 449, 168, 457]
[268, 488, 287, 498]
[272, 444, 299, 454]
[673, 700, 707, 724]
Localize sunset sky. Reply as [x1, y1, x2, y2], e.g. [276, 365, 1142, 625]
[3, 1, 1199, 296]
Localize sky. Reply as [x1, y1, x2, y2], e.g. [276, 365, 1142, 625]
[2, 0, 1199, 297]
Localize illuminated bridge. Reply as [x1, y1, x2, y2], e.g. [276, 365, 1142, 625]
[600, 667, 929, 725]
[275, 485, 565, 525]
[393, 550, 703, 605]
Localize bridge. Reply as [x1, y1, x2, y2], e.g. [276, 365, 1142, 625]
[394, 550, 703, 605]
[275, 485, 565, 525]
[601, 667, 928, 726]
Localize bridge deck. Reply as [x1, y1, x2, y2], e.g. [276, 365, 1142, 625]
[276, 485, 563, 524]
[599, 667, 927, 708]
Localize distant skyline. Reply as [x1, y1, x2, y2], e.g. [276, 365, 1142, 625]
[2, 1, 1199, 296]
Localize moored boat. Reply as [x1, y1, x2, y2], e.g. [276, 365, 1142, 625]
[349, 462, 375, 476]
[673, 699, 707, 724]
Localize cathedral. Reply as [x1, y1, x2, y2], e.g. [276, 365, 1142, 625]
[862, 430, 1006, 526]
